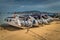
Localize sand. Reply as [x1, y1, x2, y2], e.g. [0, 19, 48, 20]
[0, 21, 60, 40]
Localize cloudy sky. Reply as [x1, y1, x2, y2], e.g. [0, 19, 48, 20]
[0, 0, 60, 13]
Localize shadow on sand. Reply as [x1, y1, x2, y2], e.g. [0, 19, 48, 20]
[0, 24, 41, 31]
[27, 30, 47, 40]
[0, 24, 23, 31]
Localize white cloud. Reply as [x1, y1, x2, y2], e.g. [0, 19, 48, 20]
[20, 6, 25, 8]
[43, 1, 60, 7]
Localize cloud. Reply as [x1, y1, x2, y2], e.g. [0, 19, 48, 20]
[20, 6, 25, 8]
[0, 0, 60, 13]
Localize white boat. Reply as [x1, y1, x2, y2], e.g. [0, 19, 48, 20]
[4, 14, 54, 28]
[4, 14, 39, 28]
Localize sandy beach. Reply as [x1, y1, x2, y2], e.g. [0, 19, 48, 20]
[0, 21, 60, 40]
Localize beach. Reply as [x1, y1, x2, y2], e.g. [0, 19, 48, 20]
[0, 21, 60, 40]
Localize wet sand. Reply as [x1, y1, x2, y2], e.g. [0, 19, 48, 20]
[0, 21, 60, 40]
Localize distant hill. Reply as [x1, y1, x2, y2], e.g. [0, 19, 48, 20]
[12, 10, 60, 17]
[13, 11, 48, 14]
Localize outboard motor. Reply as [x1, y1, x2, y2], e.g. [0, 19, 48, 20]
[33, 20, 36, 24]
[41, 16, 49, 24]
